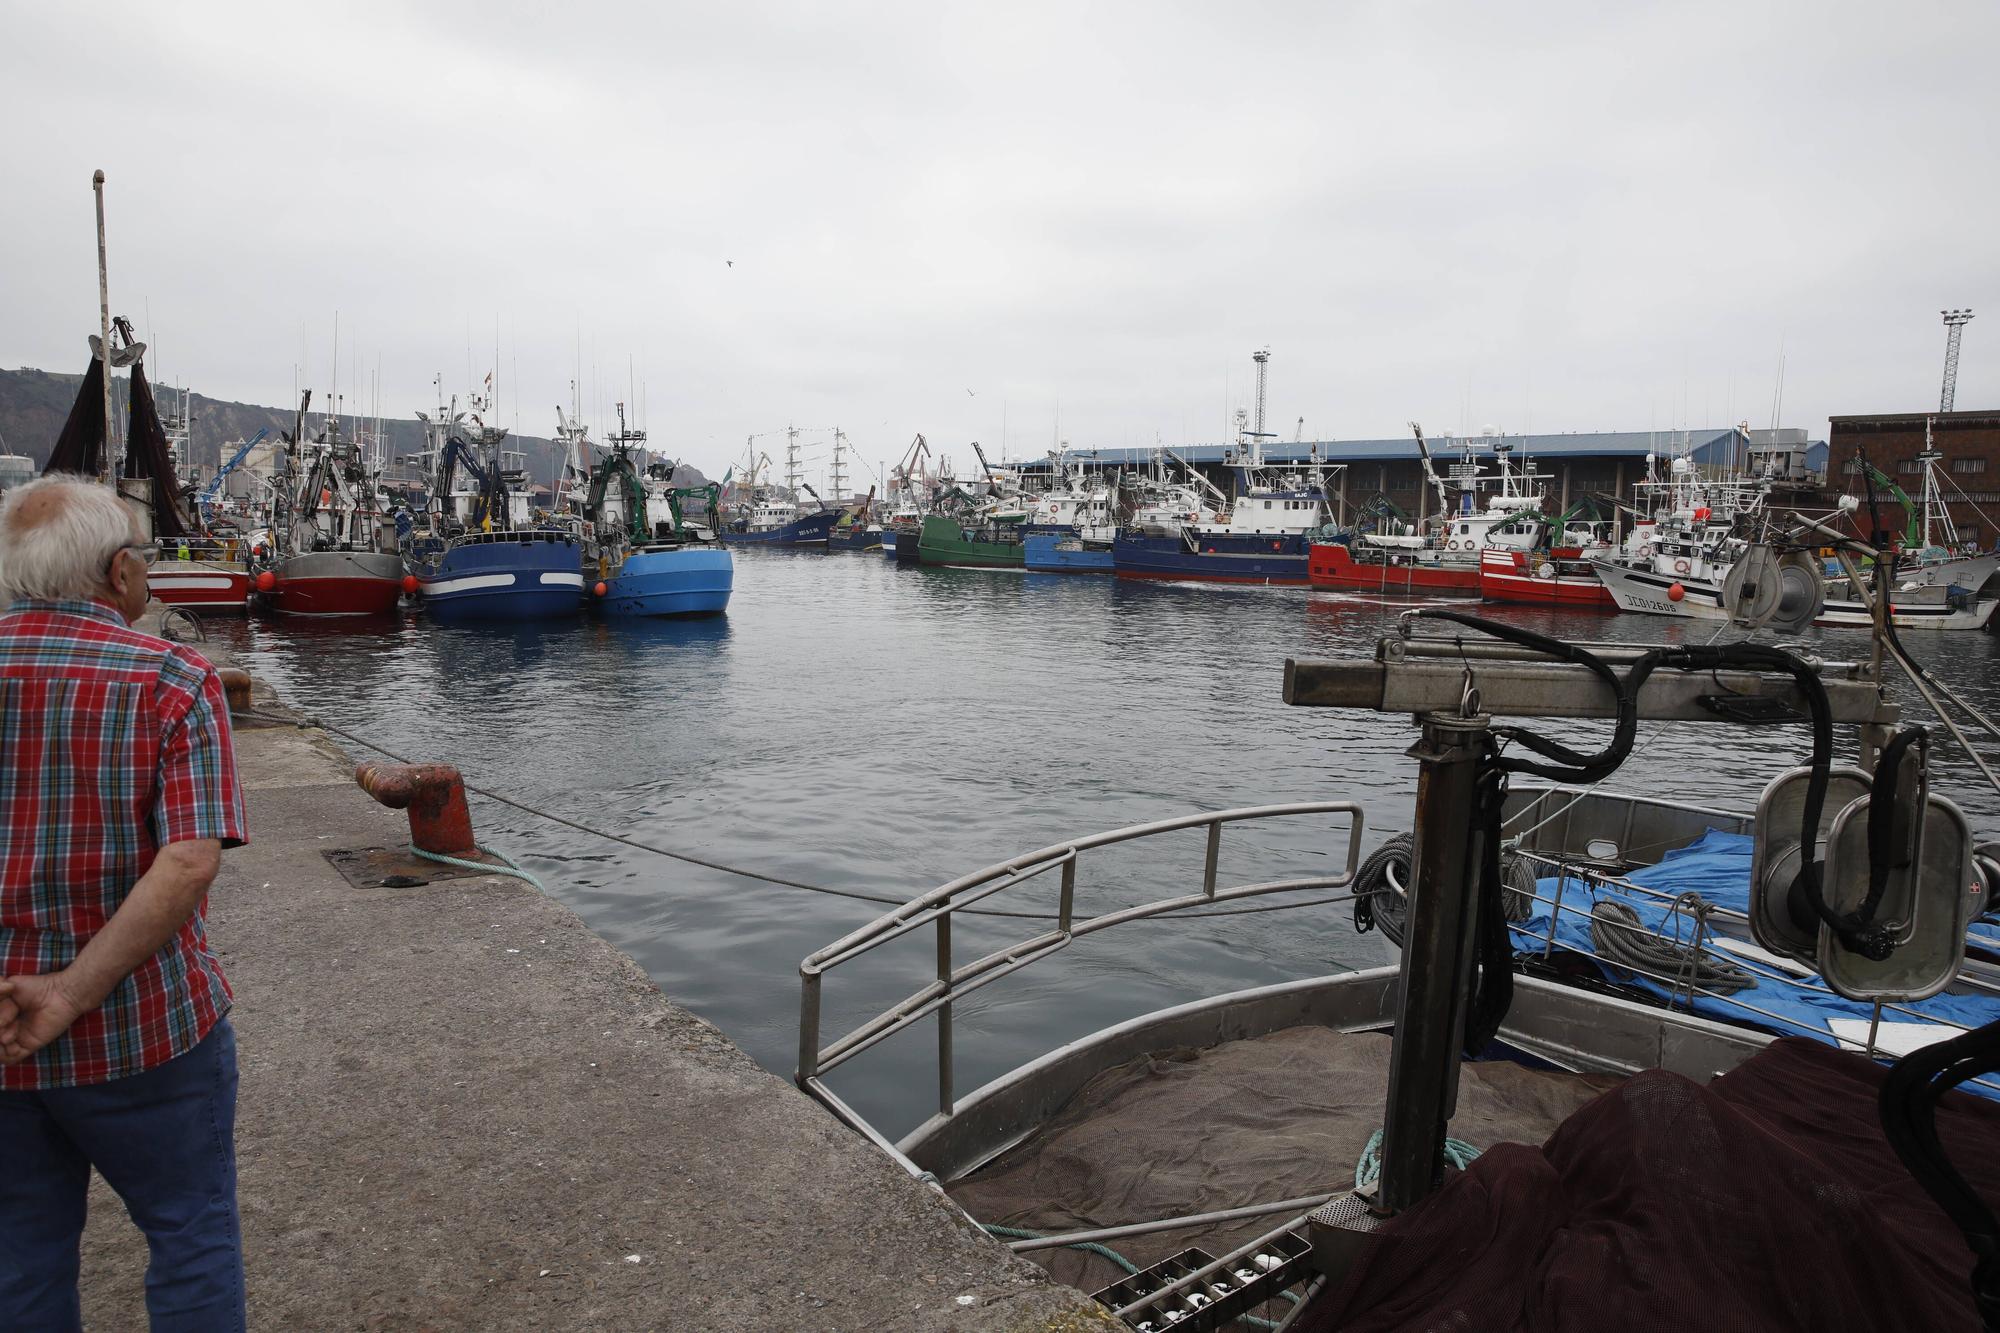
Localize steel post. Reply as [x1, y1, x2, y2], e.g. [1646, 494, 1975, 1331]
[1374, 711, 1490, 1212]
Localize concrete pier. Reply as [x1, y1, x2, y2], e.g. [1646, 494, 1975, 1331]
[73, 633, 1110, 1330]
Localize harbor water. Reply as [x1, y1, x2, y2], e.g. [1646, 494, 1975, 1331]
[213, 551, 2000, 1139]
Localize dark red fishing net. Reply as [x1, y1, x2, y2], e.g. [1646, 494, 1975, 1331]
[1305, 1037, 2000, 1333]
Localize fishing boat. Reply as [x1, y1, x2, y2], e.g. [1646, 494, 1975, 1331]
[796, 536, 2000, 1329]
[915, 512, 1025, 568]
[1595, 554, 2000, 630]
[255, 388, 404, 617]
[578, 405, 732, 617]
[1023, 531, 1114, 573]
[829, 487, 882, 551]
[719, 426, 842, 546]
[1112, 472, 1335, 585]
[1113, 354, 1341, 585]
[1309, 427, 1585, 597]
[1477, 545, 1617, 607]
[404, 387, 582, 622]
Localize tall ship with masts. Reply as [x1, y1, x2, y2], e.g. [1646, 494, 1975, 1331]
[403, 380, 583, 622]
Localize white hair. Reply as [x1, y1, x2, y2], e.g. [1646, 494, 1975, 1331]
[0, 473, 140, 603]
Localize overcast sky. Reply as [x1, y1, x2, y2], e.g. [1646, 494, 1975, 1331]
[3, 2, 1997, 481]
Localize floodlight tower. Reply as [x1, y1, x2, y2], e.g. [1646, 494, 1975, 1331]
[1941, 309, 1974, 412]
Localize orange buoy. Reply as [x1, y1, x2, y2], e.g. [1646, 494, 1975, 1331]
[1668, 582, 1685, 602]
[255, 570, 276, 592]
[594, 581, 608, 597]
[401, 574, 419, 595]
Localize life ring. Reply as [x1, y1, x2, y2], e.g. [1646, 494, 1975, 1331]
[1673, 558, 1691, 575]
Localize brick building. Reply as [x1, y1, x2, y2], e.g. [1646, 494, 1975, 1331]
[1826, 410, 2000, 549]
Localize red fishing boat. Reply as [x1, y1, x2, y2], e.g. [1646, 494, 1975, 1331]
[1478, 546, 1616, 608]
[1307, 539, 1481, 594]
[252, 390, 406, 617]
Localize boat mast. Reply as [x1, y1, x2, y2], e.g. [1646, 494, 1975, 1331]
[1919, 417, 1957, 549]
[93, 170, 116, 484]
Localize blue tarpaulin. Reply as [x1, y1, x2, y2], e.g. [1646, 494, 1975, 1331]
[1509, 829, 2000, 1075]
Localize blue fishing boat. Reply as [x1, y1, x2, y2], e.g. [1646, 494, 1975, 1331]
[405, 392, 584, 622]
[1111, 470, 1336, 585]
[578, 406, 734, 618]
[718, 426, 843, 545]
[720, 504, 840, 546]
[1024, 531, 1113, 574]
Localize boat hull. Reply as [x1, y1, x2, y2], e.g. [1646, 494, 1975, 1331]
[599, 547, 734, 617]
[268, 550, 403, 617]
[1307, 541, 1479, 594]
[1593, 559, 2000, 630]
[829, 523, 882, 552]
[917, 515, 1025, 568]
[1112, 531, 1312, 585]
[720, 510, 840, 546]
[1478, 548, 1616, 608]
[148, 560, 252, 614]
[1023, 533, 1113, 574]
[417, 532, 584, 622]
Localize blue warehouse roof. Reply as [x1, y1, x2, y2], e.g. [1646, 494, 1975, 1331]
[1020, 428, 1758, 469]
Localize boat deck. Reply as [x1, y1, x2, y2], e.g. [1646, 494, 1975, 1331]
[947, 1024, 1617, 1291]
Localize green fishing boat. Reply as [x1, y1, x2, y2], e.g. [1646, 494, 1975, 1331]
[916, 513, 1025, 568]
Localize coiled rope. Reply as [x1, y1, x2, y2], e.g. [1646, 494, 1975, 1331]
[1350, 832, 1535, 949]
[1353, 1127, 1481, 1190]
[1587, 896, 1754, 997]
[242, 709, 1363, 923]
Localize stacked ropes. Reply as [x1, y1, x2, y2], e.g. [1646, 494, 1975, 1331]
[1352, 833, 1535, 949]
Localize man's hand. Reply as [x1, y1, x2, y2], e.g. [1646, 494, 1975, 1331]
[0, 973, 88, 1065]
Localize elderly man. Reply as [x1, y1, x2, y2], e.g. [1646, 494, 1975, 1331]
[0, 475, 249, 1332]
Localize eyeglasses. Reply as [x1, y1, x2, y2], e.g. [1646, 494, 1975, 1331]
[111, 542, 160, 571]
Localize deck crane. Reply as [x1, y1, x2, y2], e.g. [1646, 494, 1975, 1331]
[196, 427, 270, 520]
[1408, 422, 1456, 523]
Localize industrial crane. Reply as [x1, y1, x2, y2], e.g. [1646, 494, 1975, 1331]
[197, 427, 270, 520]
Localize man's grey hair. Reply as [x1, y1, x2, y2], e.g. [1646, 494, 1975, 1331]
[0, 473, 141, 603]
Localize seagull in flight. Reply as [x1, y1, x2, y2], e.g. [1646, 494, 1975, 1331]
[966, 388, 976, 397]
[726, 260, 734, 267]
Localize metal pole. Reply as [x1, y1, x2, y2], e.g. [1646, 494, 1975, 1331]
[1374, 711, 1491, 1213]
[93, 169, 114, 484]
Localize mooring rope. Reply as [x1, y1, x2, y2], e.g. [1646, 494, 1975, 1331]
[240, 708, 1365, 922]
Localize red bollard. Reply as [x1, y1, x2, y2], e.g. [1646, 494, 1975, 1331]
[354, 762, 478, 855]
[216, 667, 253, 715]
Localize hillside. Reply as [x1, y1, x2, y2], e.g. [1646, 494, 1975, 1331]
[0, 366, 712, 491]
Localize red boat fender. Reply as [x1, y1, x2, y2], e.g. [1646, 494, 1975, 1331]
[255, 570, 276, 592]
[1668, 582, 1686, 602]
[354, 762, 478, 855]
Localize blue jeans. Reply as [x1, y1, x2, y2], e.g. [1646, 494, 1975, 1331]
[0, 1017, 243, 1332]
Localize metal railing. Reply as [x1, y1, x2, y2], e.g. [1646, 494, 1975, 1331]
[797, 800, 1366, 1123]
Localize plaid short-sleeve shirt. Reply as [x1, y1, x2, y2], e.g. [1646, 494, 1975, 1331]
[0, 598, 249, 1090]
